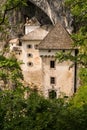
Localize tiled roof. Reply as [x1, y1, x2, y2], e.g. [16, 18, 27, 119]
[38, 21, 74, 49]
[21, 27, 48, 41]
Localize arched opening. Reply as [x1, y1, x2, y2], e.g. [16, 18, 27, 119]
[23, 1, 52, 25]
[49, 90, 57, 99]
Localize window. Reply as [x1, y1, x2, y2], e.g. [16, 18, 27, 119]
[35, 45, 38, 49]
[62, 50, 65, 52]
[19, 41, 22, 46]
[27, 44, 32, 48]
[48, 50, 51, 52]
[50, 61, 55, 68]
[49, 90, 57, 99]
[50, 77, 55, 84]
[27, 53, 33, 57]
[27, 62, 33, 67]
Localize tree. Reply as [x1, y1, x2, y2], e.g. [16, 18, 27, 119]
[0, 54, 23, 89]
[0, 0, 27, 41]
[0, 0, 27, 25]
[56, 0, 87, 85]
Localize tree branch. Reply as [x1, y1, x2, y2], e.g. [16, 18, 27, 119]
[0, 3, 20, 25]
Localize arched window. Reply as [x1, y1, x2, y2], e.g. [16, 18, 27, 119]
[27, 62, 33, 67]
[49, 90, 57, 99]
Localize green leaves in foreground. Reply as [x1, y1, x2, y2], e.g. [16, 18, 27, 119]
[0, 55, 23, 89]
[0, 87, 87, 130]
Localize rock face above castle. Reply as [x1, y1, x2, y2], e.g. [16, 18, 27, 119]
[28, 0, 73, 28]
[1, 0, 73, 39]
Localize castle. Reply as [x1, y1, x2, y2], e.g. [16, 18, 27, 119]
[9, 18, 77, 98]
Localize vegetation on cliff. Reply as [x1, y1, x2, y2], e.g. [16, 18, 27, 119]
[56, 0, 87, 86]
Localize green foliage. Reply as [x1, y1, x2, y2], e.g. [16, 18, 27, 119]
[0, 87, 87, 130]
[65, 0, 87, 28]
[56, 0, 87, 86]
[0, 89, 62, 130]
[56, 50, 76, 63]
[0, 54, 23, 88]
[70, 85, 87, 107]
[0, 0, 27, 40]
[0, 0, 87, 129]
[79, 68, 87, 85]
[0, 0, 27, 23]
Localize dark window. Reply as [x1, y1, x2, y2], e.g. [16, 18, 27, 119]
[49, 90, 57, 99]
[48, 50, 51, 52]
[27, 62, 33, 67]
[35, 45, 38, 49]
[50, 77, 55, 84]
[50, 61, 55, 68]
[27, 53, 33, 57]
[62, 50, 65, 52]
[19, 41, 22, 46]
[27, 45, 32, 48]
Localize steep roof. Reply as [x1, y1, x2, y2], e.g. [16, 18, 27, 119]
[21, 27, 48, 41]
[38, 21, 74, 49]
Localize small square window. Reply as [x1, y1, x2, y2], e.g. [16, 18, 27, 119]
[50, 77, 55, 84]
[50, 61, 55, 68]
[27, 45, 32, 48]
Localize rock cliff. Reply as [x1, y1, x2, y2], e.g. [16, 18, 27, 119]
[28, 0, 73, 34]
[1, 0, 73, 39]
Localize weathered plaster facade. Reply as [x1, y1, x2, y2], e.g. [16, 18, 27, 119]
[9, 20, 77, 98]
[40, 53, 75, 98]
[21, 40, 42, 87]
[20, 25, 48, 88]
[38, 22, 77, 98]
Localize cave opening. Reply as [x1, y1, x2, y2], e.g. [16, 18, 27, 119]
[23, 0, 52, 25]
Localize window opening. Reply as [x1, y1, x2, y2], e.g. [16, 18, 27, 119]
[48, 50, 51, 52]
[27, 62, 33, 67]
[19, 41, 22, 46]
[49, 90, 57, 99]
[35, 45, 38, 49]
[27, 44, 32, 48]
[62, 50, 65, 52]
[50, 77, 55, 84]
[50, 61, 55, 68]
[27, 53, 33, 57]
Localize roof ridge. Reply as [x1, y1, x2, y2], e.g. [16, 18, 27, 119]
[38, 21, 74, 49]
